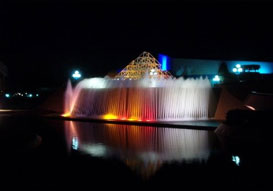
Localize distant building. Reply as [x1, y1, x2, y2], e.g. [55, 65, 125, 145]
[0, 62, 8, 92]
[158, 55, 273, 79]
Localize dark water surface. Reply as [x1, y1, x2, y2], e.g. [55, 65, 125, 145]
[0, 113, 271, 190]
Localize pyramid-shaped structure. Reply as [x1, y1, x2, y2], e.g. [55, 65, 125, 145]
[115, 51, 172, 80]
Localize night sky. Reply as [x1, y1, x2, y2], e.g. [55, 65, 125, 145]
[1, 0, 273, 90]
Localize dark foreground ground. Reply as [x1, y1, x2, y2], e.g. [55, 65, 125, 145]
[0, 111, 272, 190]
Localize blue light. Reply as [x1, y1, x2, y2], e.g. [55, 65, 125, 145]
[28, 94, 33, 98]
[162, 56, 167, 71]
[158, 54, 170, 71]
[5, 93, 10, 98]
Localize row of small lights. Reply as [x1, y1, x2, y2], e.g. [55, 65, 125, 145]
[113, 69, 158, 81]
[4, 71, 80, 98]
[4, 93, 39, 98]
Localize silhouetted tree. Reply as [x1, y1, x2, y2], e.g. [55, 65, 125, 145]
[218, 61, 236, 83]
[218, 61, 229, 76]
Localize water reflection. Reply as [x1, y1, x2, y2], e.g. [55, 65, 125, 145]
[65, 121, 212, 178]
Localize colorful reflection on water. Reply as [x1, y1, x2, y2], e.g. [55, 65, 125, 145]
[65, 121, 214, 178]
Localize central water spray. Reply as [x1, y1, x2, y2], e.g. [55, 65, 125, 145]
[64, 52, 212, 121]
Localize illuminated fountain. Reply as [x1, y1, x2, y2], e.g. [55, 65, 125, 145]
[64, 52, 212, 121]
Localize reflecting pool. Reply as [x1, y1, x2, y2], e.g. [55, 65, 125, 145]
[65, 121, 216, 178]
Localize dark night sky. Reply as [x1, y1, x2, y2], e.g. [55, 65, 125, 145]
[1, 0, 273, 89]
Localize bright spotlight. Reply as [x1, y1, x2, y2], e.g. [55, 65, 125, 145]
[232, 68, 237, 73]
[238, 68, 243, 72]
[5, 93, 10, 98]
[72, 70, 82, 80]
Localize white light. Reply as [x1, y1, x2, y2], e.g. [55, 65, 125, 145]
[238, 68, 243, 72]
[236, 64, 241, 68]
[72, 73, 81, 78]
[149, 69, 158, 76]
[232, 155, 240, 166]
[233, 68, 237, 72]
[5, 93, 10, 98]
[72, 70, 82, 79]
[212, 75, 220, 82]
[72, 137, 79, 150]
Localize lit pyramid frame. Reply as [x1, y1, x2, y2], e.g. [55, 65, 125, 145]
[115, 51, 172, 80]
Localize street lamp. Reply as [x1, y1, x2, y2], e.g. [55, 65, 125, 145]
[72, 70, 82, 80]
[232, 64, 243, 74]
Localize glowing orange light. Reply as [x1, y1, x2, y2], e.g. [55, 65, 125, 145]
[121, 117, 127, 120]
[62, 112, 71, 117]
[103, 114, 118, 120]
